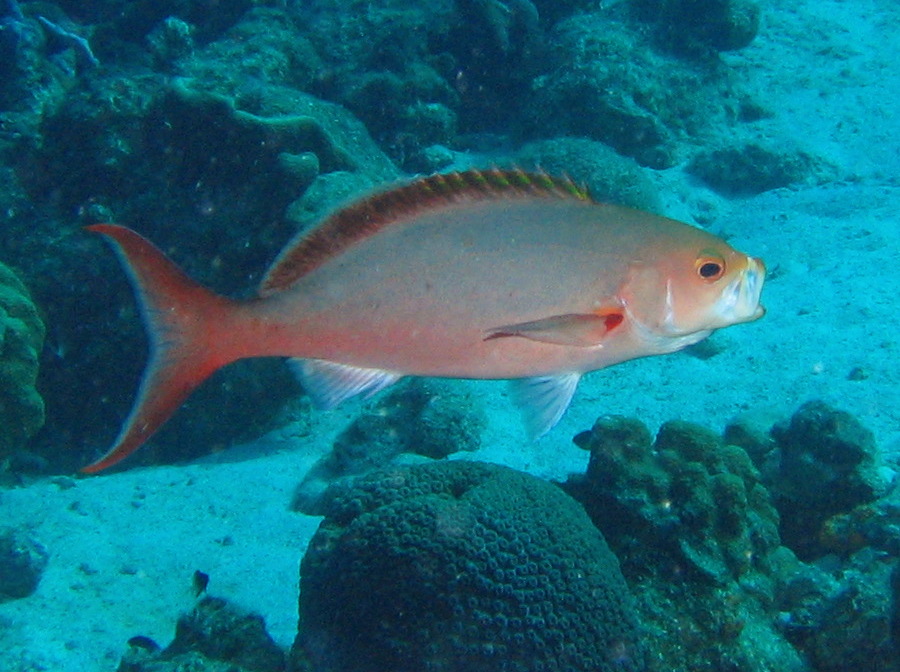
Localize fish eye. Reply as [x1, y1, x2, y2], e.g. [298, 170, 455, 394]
[696, 255, 726, 282]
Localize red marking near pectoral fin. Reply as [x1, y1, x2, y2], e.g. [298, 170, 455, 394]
[81, 225, 244, 474]
[601, 310, 624, 332]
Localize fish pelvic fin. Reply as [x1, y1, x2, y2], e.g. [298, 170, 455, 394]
[510, 373, 581, 439]
[82, 225, 245, 474]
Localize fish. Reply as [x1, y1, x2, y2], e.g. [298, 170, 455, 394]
[81, 169, 765, 473]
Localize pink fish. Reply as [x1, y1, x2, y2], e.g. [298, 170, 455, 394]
[82, 170, 765, 473]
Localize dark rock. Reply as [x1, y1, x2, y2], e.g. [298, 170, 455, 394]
[118, 595, 286, 672]
[165, 596, 285, 672]
[0, 526, 48, 600]
[145, 16, 194, 68]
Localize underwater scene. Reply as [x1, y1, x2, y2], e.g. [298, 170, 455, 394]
[1, 0, 899, 670]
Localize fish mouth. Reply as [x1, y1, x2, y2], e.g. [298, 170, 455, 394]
[716, 256, 766, 325]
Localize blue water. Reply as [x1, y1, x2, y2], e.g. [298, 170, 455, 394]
[0, 0, 898, 670]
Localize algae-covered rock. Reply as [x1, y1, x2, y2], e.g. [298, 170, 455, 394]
[770, 400, 888, 560]
[284, 170, 378, 232]
[286, 0, 461, 157]
[514, 137, 662, 213]
[172, 8, 321, 90]
[687, 142, 836, 195]
[294, 460, 646, 672]
[525, 13, 758, 168]
[292, 379, 486, 515]
[569, 416, 779, 584]
[0, 262, 44, 458]
[631, 0, 762, 55]
[775, 550, 900, 672]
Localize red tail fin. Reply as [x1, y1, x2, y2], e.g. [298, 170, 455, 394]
[82, 225, 244, 474]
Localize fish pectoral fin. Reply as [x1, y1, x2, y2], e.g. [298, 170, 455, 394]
[485, 311, 623, 347]
[510, 373, 581, 439]
[290, 358, 402, 410]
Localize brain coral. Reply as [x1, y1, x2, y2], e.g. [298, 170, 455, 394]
[293, 461, 646, 672]
[0, 261, 44, 457]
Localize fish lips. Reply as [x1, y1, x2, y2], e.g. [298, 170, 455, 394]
[722, 256, 766, 325]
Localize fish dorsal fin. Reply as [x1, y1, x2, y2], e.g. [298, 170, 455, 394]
[259, 169, 592, 296]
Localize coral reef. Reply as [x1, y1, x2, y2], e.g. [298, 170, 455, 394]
[0, 1, 89, 146]
[564, 414, 804, 672]
[292, 379, 486, 515]
[293, 460, 646, 672]
[0, 0, 833, 471]
[566, 404, 900, 672]
[0, 261, 44, 459]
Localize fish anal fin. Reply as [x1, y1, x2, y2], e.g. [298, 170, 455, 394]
[510, 373, 581, 439]
[485, 310, 623, 347]
[290, 358, 402, 410]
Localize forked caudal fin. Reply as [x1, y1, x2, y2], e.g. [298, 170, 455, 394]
[82, 225, 247, 474]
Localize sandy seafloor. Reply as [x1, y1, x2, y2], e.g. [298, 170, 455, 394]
[1, 0, 899, 669]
